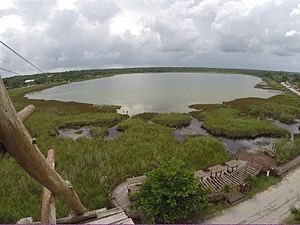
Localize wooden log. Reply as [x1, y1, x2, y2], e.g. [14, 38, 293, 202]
[17, 104, 36, 122]
[41, 149, 56, 224]
[0, 77, 87, 215]
[0, 143, 6, 160]
[0, 105, 36, 160]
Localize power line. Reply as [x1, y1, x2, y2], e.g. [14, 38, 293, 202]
[0, 40, 46, 74]
[0, 67, 22, 76]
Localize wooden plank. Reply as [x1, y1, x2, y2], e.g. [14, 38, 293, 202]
[118, 217, 134, 224]
[0, 77, 87, 215]
[16, 217, 33, 224]
[87, 212, 127, 224]
[41, 149, 56, 224]
[95, 207, 123, 218]
[57, 208, 109, 224]
[17, 105, 36, 122]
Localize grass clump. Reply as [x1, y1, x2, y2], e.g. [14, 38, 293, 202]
[90, 127, 108, 138]
[179, 136, 230, 169]
[151, 113, 192, 128]
[194, 107, 289, 138]
[190, 94, 300, 125]
[226, 94, 300, 124]
[132, 112, 158, 121]
[60, 112, 128, 128]
[274, 139, 300, 164]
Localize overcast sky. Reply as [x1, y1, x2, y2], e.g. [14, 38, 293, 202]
[0, 0, 300, 77]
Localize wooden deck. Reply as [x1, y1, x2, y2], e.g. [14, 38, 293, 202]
[17, 207, 134, 224]
[197, 160, 261, 193]
[85, 207, 134, 224]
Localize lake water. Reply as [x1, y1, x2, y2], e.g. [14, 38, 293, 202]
[26, 73, 279, 115]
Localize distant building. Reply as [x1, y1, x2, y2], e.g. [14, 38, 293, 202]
[24, 79, 35, 83]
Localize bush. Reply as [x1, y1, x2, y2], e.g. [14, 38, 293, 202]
[137, 159, 210, 223]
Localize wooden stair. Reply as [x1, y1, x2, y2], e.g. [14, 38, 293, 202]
[198, 160, 263, 193]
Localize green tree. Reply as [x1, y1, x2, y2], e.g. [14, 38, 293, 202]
[137, 159, 210, 223]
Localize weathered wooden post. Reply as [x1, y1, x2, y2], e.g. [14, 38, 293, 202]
[1, 105, 36, 160]
[0, 77, 87, 215]
[41, 149, 56, 224]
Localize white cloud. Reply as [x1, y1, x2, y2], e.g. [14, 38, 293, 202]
[285, 30, 300, 37]
[0, 0, 300, 77]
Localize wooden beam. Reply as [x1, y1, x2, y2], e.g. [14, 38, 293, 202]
[17, 104, 36, 122]
[0, 143, 6, 160]
[56, 208, 120, 224]
[41, 149, 56, 224]
[0, 77, 87, 215]
[1, 105, 36, 160]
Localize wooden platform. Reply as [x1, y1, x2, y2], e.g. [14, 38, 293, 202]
[17, 207, 134, 224]
[198, 160, 261, 193]
[85, 207, 134, 224]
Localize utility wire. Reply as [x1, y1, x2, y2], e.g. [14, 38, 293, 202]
[0, 67, 22, 76]
[0, 40, 46, 73]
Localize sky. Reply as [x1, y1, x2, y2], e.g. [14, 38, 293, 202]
[0, 0, 300, 77]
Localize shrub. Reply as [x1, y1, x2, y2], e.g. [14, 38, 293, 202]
[137, 159, 210, 223]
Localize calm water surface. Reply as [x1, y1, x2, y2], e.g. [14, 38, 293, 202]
[26, 73, 279, 115]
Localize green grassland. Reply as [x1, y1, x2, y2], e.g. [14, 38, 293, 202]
[191, 108, 289, 138]
[189, 93, 300, 138]
[1, 85, 230, 223]
[2, 69, 300, 223]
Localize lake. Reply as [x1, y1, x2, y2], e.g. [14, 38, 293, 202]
[26, 73, 280, 115]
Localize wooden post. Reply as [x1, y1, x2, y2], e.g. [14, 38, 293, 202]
[41, 149, 56, 224]
[17, 105, 36, 122]
[1, 104, 36, 160]
[0, 77, 87, 215]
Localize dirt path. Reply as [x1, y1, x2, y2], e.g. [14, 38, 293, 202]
[204, 167, 300, 224]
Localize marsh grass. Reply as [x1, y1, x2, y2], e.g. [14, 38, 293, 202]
[191, 108, 289, 138]
[90, 127, 108, 138]
[274, 139, 300, 164]
[151, 113, 192, 128]
[1, 86, 229, 223]
[190, 94, 300, 125]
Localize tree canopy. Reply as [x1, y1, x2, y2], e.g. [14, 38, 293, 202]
[137, 159, 210, 223]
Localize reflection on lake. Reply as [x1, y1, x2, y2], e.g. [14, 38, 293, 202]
[222, 137, 275, 154]
[26, 73, 280, 115]
[58, 125, 122, 140]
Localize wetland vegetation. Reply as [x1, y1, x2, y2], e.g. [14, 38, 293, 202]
[1, 68, 300, 223]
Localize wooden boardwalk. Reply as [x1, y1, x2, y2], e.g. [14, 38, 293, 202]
[196, 160, 261, 193]
[110, 157, 267, 215]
